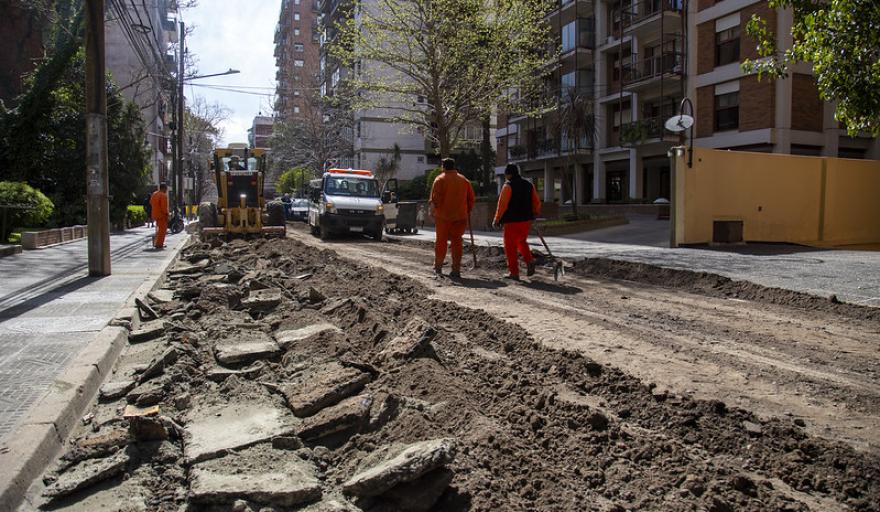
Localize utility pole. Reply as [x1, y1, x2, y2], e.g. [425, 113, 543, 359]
[85, 0, 111, 276]
[177, 20, 186, 211]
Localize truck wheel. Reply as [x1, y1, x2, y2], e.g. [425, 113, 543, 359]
[266, 201, 285, 227]
[198, 202, 217, 229]
[372, 228, 383, 242]
[318, 223, 330, 240]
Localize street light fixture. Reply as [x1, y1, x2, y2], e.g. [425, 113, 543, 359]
[184, 68, 240, 82]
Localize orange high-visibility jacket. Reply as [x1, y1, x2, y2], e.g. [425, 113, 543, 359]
[430, 171, 475, 223]
[149, 190, 169, 221]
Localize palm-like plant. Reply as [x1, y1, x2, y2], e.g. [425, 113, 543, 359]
[547, 86, 598, 218]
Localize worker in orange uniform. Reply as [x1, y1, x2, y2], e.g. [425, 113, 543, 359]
[149, 182, 169, 249]
[493, 164, 541, 280]
[430, 158, 475, 279]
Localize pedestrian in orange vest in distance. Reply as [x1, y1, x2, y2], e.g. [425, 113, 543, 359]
[430, 158, 475, 279]
[493, 164, 541, 280]
[150, 183, 169, 249]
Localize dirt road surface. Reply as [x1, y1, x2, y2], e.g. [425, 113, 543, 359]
[295, 230, 880, 454]
[24, 231, 879, 512]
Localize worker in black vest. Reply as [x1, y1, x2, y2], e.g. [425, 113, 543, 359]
[492, 164, 541, 280]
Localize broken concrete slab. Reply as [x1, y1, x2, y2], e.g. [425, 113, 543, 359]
[281, 362, 371, 418]
[342, 438, 457, 497]
[320, 298, 352, 315]
[43, 449, 129, 499]
[298, 394, 373, 442]
[168, 261, 207, 276]
[375, 317, 437, 363]
[137, 346, 180, 384]
[147, 289, 175, 304]
[214, 332, 281, 366]
[274, 323, 342, 350]
[134, 297, 159, 321]
[206, 362, 264, 382]
[382, 468, 454, 512]
[298, 497, 361, 511]
[189, 444, 321, 507]
[123, 404, 160, 419]
[128, 320, 166, 343]
[183, 402, 299, 464]
[99, 380, 136, 401]
[126, 379, 165, 406]
[241, 289, 283, 311]
[128, 416, 170, 442]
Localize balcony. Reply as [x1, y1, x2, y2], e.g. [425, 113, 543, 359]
[508, 135, 592, 163]
[613, 0, 683, 36]
[619, 116, 664, 146]
[621, 51, 682, 88]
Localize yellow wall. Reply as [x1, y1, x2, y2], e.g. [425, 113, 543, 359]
[673, 148, 880, 247]
[822, 158, 880, 246]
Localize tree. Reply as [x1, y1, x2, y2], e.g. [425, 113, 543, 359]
[546, 86, 598, 218]
[743, 0, 880, 135]
[276, 167, 315, 197]
[374, 144, 401, 188]
[330, 0, 554, 158]
[185, 97, 229, 202]
[269, 92, 355, 177]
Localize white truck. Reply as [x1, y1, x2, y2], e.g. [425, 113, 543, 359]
[307, 169, 396, 241]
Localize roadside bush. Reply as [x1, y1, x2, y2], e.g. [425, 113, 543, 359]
[0, 181, 54, 242]
[425, 168, 442, 197]
[127, 205, 146, 227]
[399, 175, 428, 200]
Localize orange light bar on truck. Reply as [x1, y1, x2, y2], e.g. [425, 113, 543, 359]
[327, 168, 373, 176]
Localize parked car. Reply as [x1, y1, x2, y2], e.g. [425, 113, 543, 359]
[289, 198, 310, 221]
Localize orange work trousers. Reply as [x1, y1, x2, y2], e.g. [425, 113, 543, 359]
[434, 219, 468, 272]
[502, 220, 533, 276]
[154, 217, 167, 248]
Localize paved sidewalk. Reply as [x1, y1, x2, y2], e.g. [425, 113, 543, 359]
[390, 222, 880, 307]
[0, 226, 187, 441]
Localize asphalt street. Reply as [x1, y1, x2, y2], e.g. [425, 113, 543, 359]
[0, 226, 187, 441]
[389, 215, 880, 308]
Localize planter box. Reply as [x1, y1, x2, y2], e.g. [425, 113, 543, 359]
[21, 226, 88, 250]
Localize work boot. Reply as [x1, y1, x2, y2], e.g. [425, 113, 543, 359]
[526, 261, 536, 277]
[433, 266, 443, 276]
[449, 270, 461, 279]
[504, 274, 520, 281]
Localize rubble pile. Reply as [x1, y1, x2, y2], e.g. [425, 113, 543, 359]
[35, 237, 880, 511]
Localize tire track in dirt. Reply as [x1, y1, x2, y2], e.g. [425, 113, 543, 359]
[294, 232, 880, 453]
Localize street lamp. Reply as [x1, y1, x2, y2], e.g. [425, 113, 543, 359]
[184, 68, 240, 82]
[664, 98, 695, 168]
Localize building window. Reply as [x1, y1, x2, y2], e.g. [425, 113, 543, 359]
[417, 156, 424, 163]
[294, 59, 304, 67]
[295, 0, 300, 4]
[294, 13, 300, 21]
[294, 28, 301, 36]
[294, 106, 300, 114]
[561, 21, 576, 53]
[714, 91, 739, 131]
[715, 26, 740, 66]
[294, 43, 304, 52]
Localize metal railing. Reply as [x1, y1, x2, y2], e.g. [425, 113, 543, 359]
[621, 51, 683, 85]
[615, 0, 683, 30]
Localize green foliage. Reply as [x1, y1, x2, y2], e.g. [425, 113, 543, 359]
[331, 0, 555, 157]
[0, 49, 150, 227]
[425, 168, 443, 197]
[127, 205, 146, 227]
[0, 181, 54, 241]
[276, 167, 314, 196]
[742, 0, 880, 135]
[398, 174, 428, 200]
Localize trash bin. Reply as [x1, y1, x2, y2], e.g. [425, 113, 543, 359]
[653, 197, 670, 220]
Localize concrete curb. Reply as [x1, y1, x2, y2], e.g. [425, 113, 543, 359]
[0, 245, 22, 258]
[0, 234, 190, 512]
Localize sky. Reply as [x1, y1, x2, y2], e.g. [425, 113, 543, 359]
[182, 0, 282, 145]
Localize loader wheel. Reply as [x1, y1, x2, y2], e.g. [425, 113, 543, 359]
[266, 201, 285, 227]
[198, 202, 217, 229]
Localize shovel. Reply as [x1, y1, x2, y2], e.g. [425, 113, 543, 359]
[467, 212, 479, 269]
[534, 221, 564, 281]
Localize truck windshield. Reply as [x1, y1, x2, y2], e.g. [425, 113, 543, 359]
[325, 177, 379, 198]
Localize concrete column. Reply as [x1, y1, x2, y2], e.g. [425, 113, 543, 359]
[574, 162, 586, 205]
[593, 157, 606, 202]
[821, 102, 839, 157]
[543, 160, 555, 202]
[628, 149, 642, 200]
[773, 6, 794, 154]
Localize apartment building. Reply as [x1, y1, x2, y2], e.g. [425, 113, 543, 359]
[275, 0, 322, 121]
[105, 0, 179, 186]
[317, 0, 433, 178]
[499, 0, 878, 206]
[690, 0, 879, 159]
[249, 115, 274, 149]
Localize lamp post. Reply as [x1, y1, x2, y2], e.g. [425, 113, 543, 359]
[664, 97, 696, 249]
